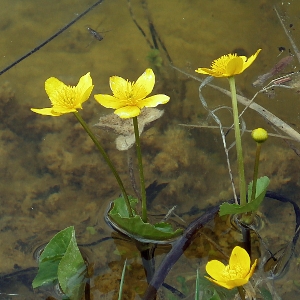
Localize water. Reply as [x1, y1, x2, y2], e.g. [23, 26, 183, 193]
[1, 0, 300, 298]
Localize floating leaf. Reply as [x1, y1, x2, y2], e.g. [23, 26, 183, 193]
[108, 196, 182, 241]
[219, 176, 270, 216]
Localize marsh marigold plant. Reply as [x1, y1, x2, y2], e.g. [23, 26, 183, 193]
[195, 49, 261, 78]
[31, 72, 94, 116]
[205, 246, 257, 289]
[94, 68, 170, 119]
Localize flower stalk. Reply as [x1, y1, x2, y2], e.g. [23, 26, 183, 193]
[73, 111, 133, 217]
[251, 142, 261, 202]
[133, 116, 147, 222]
[237, 286, 246, 300]
[250, 128, 268, 201]
[228, 76, 246, 206]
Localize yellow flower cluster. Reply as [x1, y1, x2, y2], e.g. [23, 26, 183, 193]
[31, 69, 169, 119]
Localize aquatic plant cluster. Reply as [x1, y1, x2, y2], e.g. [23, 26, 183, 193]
[29, 46, 274, 299]
[2, 0, 300, 299]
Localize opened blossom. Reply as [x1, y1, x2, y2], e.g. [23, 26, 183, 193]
[31, 72, 94, 116]
[195, 49, 261, 77]
[205, 246, 257, 289]
[94, 68, 170, 119]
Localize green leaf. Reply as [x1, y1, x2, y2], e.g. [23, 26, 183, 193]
[32, 226, 87, 300]
[110, 196, 139, 218]
[208, 290, 222, 300]
[33, 226, 74, 288]
[219, 176, 269, 216]
[58, 229, 86, 300]
[109, 196, 183, 241]
[258, 287, 273, 300]
[247, 176, 270, 202]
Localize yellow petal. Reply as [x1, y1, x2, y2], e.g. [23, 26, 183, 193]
[114, 106, 141, 118]
[140, 94, 170, 108]
[133, 68, 155, 100]
[226, 57, 244, 76]
[222, 278, 249, 289]
[206, 260, 226, 281]
[229, 246, 250, 277]
[76, 72, 94, 105]
[242, 49, 262, 71]
[110, 76, 131, 99]
[45, 77, 67, 106]
[195, 68, 217, 76]
[94, 94, 127, 109]
[246, 259, 257, 280]
[51, 106, 77, 114]
[31, 108, 61, 116]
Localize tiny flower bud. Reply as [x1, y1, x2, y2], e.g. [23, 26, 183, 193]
[251, 128, 268, 143]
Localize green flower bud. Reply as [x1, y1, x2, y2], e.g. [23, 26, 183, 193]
[251, 128, 268, 143]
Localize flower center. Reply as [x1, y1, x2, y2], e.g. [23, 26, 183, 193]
[211, 54, 237, 74]
[56, 86, 78, 108]
[221, 265, 244, 280]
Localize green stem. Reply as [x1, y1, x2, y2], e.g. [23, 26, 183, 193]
[73, 111, 133, 218]
[133, 116, 147, 223]
[228, 76, 246, 206]
[251, 143, 261, 201]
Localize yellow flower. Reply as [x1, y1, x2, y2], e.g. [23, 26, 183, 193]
[94, 68, 170, 119]
[205, 246, 257, 289]
[195, 49, 261, 77]
[31, 72, 94, 116]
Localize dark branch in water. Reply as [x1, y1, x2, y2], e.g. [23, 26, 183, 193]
[143, 192, 300, 300]
[0, 0, 104, 76]
[143, 204, 220, 300]
[127, 0, 172, 63]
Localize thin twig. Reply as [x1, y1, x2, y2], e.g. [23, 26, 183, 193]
[179, 124, 295, 141]
[198, 77, 238, 204]
[127, 0, 154, 48]
[274, 6, 300, 64]
[171, 65, 300, 143]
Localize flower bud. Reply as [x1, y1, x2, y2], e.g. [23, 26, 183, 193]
[251, 128, 268, 143]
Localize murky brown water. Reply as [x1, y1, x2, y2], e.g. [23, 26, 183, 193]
[1, 0, 300, 299]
